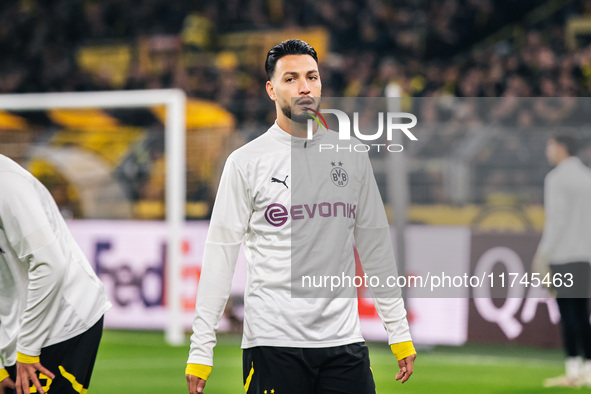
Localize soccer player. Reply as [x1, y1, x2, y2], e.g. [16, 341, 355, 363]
[533, 133, 591, 387]
[186, 39, 416, 394]
[0, 154, 111, 394]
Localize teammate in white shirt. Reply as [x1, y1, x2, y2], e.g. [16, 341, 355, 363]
[533, 133, 591, 388]
[0, 155, 111, 394]
[186, 39, 416, 394]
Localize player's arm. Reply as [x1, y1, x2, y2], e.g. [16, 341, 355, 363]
[391, 341, 416, 383]
[0, 319, 14, 393]
[16, 357, 55, 394]
[0, 355, 16, 394]
[0, 174, 62, 393]
[535, 174, 567, 274]
[186, 154, 251, 393]
[0, 376, 16, 394]
[185, 364, 211, 394]
[353, 153, 416, 383]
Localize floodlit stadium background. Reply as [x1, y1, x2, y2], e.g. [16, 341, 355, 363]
[2, 0, 591, 392]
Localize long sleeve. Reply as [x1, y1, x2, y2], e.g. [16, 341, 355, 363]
[353, 154, 412, 345]
[0, 173, 67, 357]
[187, 154, 252, 366]
[0, 321, 4, 369]
[537, 172, 567, 258]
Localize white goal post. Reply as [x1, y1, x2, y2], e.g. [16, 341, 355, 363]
[0, 89, 187, 345]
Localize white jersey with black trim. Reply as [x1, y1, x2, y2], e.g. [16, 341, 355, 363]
[0, 154, 111, 368]
[188, 122, 411, 366]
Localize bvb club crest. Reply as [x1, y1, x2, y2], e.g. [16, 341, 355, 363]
[330, 161, 348, 187]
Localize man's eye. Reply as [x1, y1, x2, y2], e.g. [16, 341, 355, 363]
[286, 78, 294, 82]
[309, 76, 318, 80]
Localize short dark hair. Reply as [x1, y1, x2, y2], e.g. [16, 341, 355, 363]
[551, 132, 578, 156]
[265, 39, 318, 80]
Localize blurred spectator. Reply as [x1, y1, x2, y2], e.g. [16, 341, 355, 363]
[2, 0, 590, 117]
[4, 0, 591, 210]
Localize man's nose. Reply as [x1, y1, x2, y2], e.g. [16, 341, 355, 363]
[299, 79, 310, 95]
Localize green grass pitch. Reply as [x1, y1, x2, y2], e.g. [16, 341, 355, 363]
[90, 330, 590, 393]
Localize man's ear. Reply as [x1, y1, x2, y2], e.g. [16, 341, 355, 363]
[266, 80, 276, 101]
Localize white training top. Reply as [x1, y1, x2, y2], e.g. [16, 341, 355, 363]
[0, 154, 111, 368]
[188, 122, 412, 366]
[538, 156, 591, 264]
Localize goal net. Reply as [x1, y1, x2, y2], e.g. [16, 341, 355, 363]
[0, 89, 189, 345]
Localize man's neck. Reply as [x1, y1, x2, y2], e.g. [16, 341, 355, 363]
[276, 116, 317, 138]
[555, 155, 575, 166]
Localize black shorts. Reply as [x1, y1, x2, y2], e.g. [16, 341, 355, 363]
[243, 342, 376, 394]
[550, 261, 590, 298]
[5, 316, 104, 394]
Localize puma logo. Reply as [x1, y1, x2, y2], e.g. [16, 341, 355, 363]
[271, 175, 289, 189]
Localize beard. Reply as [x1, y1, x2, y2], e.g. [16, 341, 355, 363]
[280, 98, 321, 124]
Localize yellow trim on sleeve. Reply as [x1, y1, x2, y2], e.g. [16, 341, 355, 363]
[17, 352, 40, 364]
[0, 368, 10, 382]
[390, 341, 416, 361]
[185, 364, 212, 381]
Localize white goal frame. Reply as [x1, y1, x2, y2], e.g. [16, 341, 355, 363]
[0, 89, 187, 345]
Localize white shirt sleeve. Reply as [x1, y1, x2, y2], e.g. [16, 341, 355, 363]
[353, 154, 412, 345]
[537, 172, 567, 258]
[0, 321, 4, 369]
[0, 172, 67, 357]
[187, 155, 252, 366]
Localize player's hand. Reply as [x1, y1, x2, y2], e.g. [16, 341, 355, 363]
[16, 361, 54, 394]
[0, 375, 16, 394]
[186, 374, 207, 394]
[395, 353, 416, 384]
[532, 252, 550, 279]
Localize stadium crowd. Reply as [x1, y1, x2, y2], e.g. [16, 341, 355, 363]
[2, 0, 591, 210]
[1, 1, 589, 107]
